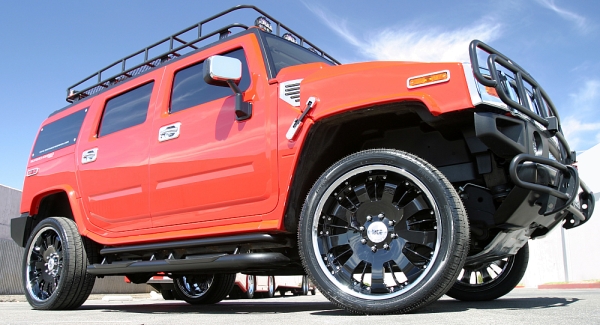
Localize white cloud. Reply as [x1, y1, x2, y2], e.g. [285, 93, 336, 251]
[534, 0, 591, 33]
[562, 79, 600, 151]
[304, 3, 502, 63]
[569, 79, 600, 111]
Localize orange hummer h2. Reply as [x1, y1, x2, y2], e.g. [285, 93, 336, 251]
[11, 5, 594, 314]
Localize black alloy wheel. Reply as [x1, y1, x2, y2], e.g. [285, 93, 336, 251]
[447, 243, 529, 301]
[172, 273, 236, 304]
[299, 149, 469, 314]
[23, 217, 96, 310]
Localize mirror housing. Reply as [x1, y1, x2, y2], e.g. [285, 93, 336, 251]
[203, 55, 251, 121]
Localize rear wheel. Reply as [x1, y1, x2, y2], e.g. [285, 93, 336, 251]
[264, 276, 275, 298]
[244, 275, 255, 299]
[172, 273, 235, 304]
[447, 243, 529, 301]
[22, 217, 96, 310]
[298, 149, 469, 315]
[301, 275, 309, 295]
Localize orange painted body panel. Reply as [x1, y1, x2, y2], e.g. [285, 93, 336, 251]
[21, 31, 477, 246]
[299, 61, 473, 121]
[75, 71, 163, 233]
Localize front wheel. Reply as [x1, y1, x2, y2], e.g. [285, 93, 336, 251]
[172, 273, 235, 304]
[298, 149, 469, 315]
[447, 243, 529, 301]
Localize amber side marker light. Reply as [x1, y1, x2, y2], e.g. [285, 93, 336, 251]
[407, 70, 450, 89]
[485, 86, 499, 97]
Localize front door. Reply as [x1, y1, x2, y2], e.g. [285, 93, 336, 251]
[148, 41, 278, 229]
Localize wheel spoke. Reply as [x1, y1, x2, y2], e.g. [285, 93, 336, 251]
[381, 183, 398, 204]
[327, 233, 350, 249]
[394, 254, 423, 283]
[396, 229, 436, 248]
[370, 263, 387, 293]
[460, 269, 472, 284]
[400, 195, 429, 219]
[353, 184, 371, 204]
[330, 203, 351, 223]
[403, 246, 432, 262]
[480, 267, 493, 283]
[336, 253, 361, 285]
[492, 259, 507, 270]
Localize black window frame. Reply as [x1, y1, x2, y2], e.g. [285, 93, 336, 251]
[169, 48, 251, 114]
[98, 81, 155, 137]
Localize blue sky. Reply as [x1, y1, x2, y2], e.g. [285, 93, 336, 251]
[1, 0, 599, 190]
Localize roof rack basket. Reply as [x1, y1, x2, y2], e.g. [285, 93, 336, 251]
[66, 4, 339, 103]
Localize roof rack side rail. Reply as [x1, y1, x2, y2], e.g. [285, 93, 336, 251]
[66, 5, 339, 103]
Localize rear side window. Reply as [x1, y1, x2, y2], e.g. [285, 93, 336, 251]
[32, 108, 88, 158]
[170, 49, 250, 113]
[99, 82, 154, 137]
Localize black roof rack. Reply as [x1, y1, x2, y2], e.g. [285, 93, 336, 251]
[66, 4, 340, 103]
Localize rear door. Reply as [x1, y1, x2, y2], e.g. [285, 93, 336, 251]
[77, 71, 161, 233]
[148, 36, 278, 228]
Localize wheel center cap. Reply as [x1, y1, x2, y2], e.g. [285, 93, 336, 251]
[48, 257, 56, 270]
[367, 222, 388, 243]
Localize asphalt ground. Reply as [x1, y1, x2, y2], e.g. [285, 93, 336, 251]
[1, 289, 599, 325]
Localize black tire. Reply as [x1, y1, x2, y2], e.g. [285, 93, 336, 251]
[301, 275, 309, 295]
[22, 217, 96, 310]
[264, 276, 275, 298]
[172, 273, 235, 305]
[161, 289, 175, 300]
[298, 149, 469, 315]
[447, 243, 529, 301]
[244, 275, 256, 299]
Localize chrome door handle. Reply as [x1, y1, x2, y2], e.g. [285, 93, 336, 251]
[82, 148, 98, 164]
[158, 122, 181, 142]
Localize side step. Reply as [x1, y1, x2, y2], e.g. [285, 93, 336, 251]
[87, 252, 290, 276]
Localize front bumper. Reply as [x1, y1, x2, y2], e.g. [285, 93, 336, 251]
[509, 153, 594, 229]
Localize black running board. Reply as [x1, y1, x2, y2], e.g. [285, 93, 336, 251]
[87, 252, 290, 276]
[100, 233, 291, 255]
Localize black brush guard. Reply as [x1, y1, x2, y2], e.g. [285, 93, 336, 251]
[470, 40, 594, 229]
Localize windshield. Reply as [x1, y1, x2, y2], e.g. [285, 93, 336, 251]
[262, 33, 335, 77]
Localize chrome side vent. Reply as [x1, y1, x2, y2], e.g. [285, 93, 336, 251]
[280, 79, 303, 107]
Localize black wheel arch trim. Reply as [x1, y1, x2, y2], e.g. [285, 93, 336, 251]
[11, 213, 32, 247]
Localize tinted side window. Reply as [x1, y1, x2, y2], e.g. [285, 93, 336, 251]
[99, 82, 154, 137]
[170, 49, 250, 113]
[32, 108, 88, 157]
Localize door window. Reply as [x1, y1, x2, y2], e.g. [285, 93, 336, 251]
[170, 49, 250, 114]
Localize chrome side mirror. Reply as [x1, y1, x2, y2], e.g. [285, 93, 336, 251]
[203, 55, 251, 121]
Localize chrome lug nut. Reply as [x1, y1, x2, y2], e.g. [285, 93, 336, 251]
[366, 215, 372, 221]
[371, 246, 377, 252]
[383, 243, 390, 250]
[378, 213, 384, 219]
[361, 239, 367, 244]
[388, 220, 395, 226]
[391, 233, 398, 239]
[359, 226, 365, 231]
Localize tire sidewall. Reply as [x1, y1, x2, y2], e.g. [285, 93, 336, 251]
[299, 149, 467, 313]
